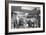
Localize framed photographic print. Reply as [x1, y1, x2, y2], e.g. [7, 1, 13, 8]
[5, 1, 45, 35]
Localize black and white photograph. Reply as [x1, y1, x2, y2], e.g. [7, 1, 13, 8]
[11, 6, 40, 28]
[8, 2, 45, 33]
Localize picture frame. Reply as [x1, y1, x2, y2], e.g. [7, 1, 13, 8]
[5, 1, 45, 35]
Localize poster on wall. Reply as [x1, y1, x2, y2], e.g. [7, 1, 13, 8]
[5, 0, 45, 35]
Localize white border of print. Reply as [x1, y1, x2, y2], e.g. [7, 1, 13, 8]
[8, 3, 43, 32]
